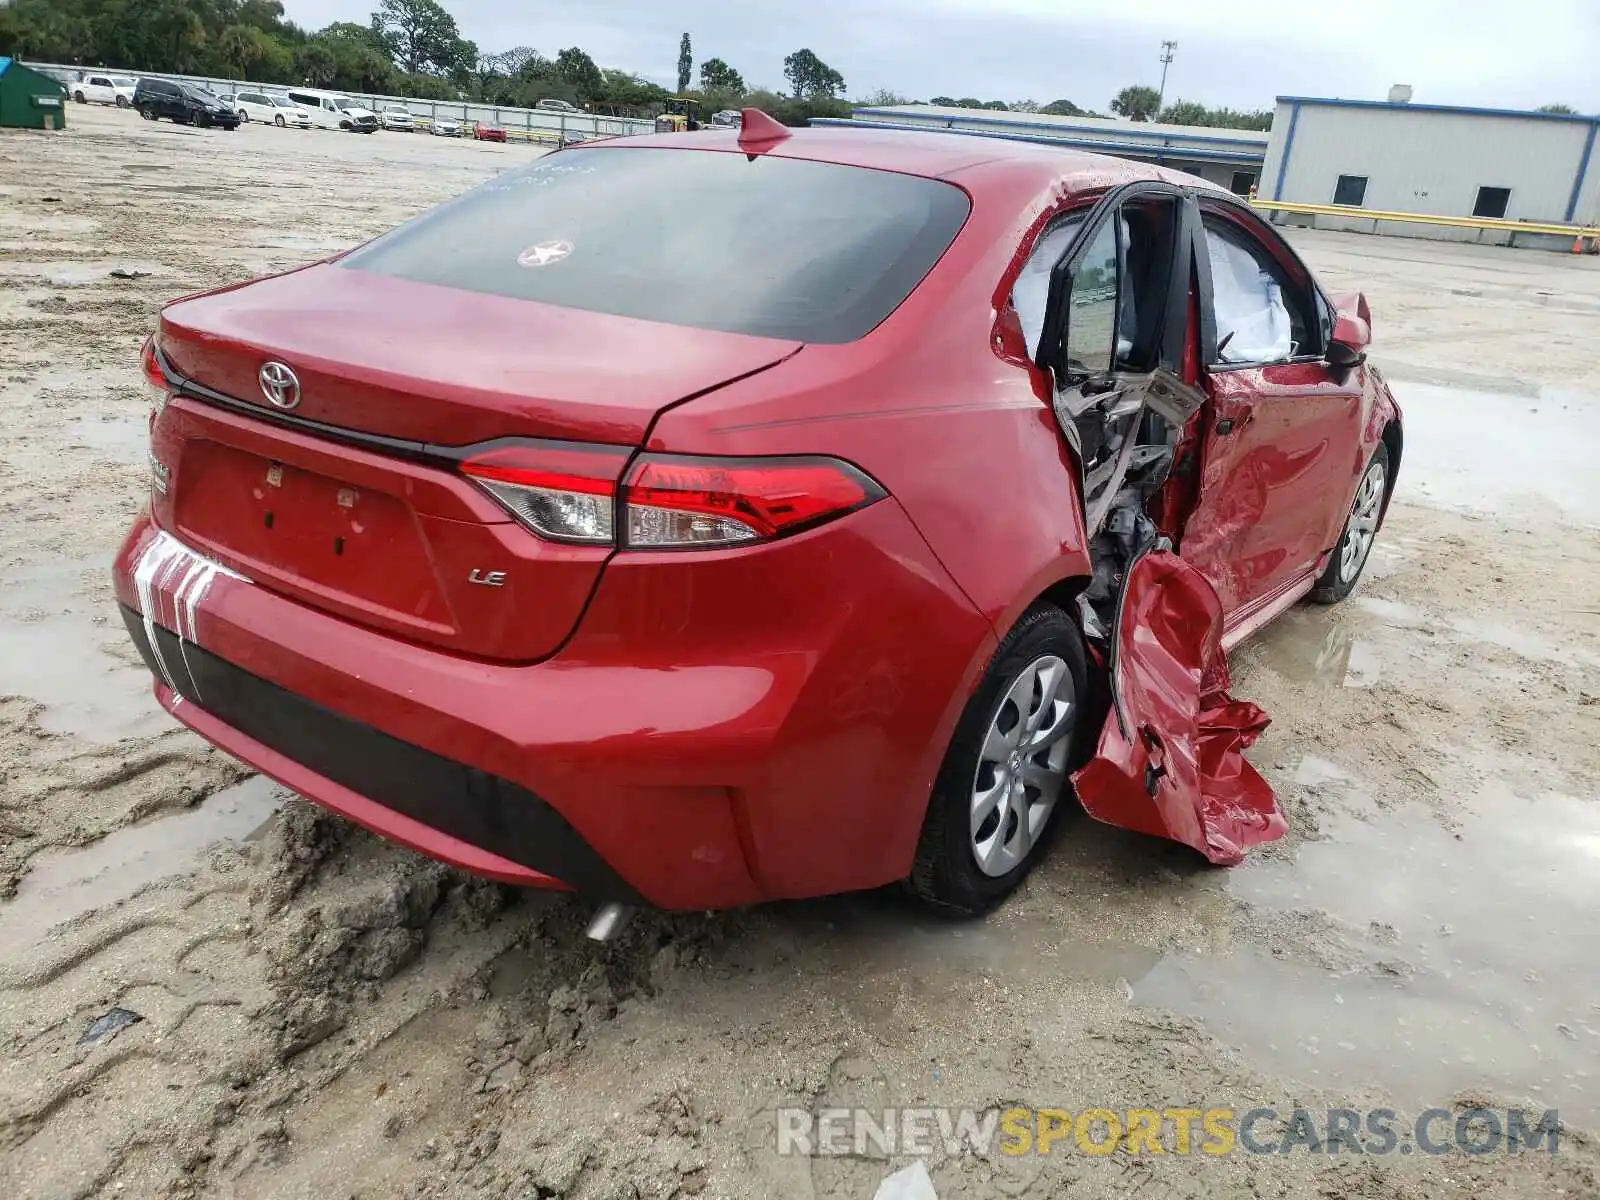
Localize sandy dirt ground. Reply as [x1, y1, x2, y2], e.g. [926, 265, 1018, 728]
[1, 105, 1598, 1199]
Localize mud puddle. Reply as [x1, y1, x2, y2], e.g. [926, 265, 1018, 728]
[0, 260, 167, 286]
[0, 557, 168, 741]
[1387, 379, 1600, 525]
[1240, 588, 1600, 694]
[0, 775, 281, 957]
[1136, 774, 1600, 1124]
[65, 412, 148, 459]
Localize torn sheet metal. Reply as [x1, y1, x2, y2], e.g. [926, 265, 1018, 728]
[1072, 549, 1284, 864]
[1053, 368, 1206, 538]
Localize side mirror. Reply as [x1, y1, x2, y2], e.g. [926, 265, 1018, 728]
[1326, 291, 1371, 370]
[1327, 310, 1370, 369]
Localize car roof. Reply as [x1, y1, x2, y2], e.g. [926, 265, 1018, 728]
[586, 125, 1224, 204]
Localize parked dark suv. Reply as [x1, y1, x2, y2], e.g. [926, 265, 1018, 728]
[133, 78, 239, 129]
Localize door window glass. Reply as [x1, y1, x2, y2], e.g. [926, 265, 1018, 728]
[1064, 220, 1119, 378]
[1011, 215, 1086, 361]
[1203, 219, 1294, 364]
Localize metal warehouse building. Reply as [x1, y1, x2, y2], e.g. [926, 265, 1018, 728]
[823, 105, 1268, 194]
[1260, 96, 1600, 245]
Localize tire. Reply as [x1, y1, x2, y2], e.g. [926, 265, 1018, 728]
[1309, 443, 1390, 604]
[238, 110, 248, 123]
[137, 106, 153, 120]
[74, 91, 86, 104]
[116, 95, 130, 109]
[339, 120, 351, 131]
[909, 604, 1089, 916]
[274, 114, 285, 128]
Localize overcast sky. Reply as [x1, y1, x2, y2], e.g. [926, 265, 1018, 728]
[288, 0, 1600, 113]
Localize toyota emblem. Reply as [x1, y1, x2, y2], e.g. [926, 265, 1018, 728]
[517, 239, 575, 268]
[258, 361, 301, 410]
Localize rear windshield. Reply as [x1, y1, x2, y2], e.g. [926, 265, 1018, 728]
[340, 147, 971, 343]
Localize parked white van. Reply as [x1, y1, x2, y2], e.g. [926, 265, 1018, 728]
[284, 89, 379, 133]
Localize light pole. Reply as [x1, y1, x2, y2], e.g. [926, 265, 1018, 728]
[1157, 40, 1177, 113]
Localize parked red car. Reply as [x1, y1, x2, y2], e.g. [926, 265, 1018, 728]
[116, 113, 1400, 919]
[472, 120, 507, 143]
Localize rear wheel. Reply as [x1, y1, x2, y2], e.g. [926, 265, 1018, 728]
[116, 95, 130, 109]
[1310, 444, 1390, 604]
[909, 604, 1087, 915]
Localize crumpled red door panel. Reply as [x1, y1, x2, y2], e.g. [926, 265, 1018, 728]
[1072, 550, 1284, 864]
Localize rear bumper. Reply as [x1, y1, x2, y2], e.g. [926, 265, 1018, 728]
[112, 503, 992, 909]
[121, 605, 632, 898]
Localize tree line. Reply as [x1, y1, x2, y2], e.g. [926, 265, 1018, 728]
[0, 0, 856, 123]
[0, 0, 1329, 131]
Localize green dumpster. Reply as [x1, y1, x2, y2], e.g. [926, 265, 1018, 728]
[0, 58, 68, 130]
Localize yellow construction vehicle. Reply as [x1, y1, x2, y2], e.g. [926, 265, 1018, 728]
[654, 97, 703, 133]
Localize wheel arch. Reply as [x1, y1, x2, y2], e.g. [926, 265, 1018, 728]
[1037, 573, 1093, 625]
[1379, 418, 1402, 522]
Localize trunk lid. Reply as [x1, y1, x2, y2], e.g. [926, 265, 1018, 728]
[150, 265, 801, 661]
[158, 263, 802, 447]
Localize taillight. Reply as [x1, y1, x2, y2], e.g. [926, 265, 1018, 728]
[141, 334, 171, 424]
[460, 442, 629, 544]
[460, 444, 884, 549]
[624, 455, 884, 547]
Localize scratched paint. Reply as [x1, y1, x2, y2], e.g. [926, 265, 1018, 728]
[128, 530, 246, 702]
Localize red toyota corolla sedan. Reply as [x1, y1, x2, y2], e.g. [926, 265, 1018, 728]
[115, 111, 1401, 919]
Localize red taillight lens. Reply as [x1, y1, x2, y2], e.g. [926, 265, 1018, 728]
[460, 445, 885, 549]
[460, 441, 629, 544]
[623, 455, 885, 548]
[141, 334, 171, 422]
[140, 335, 166, 390]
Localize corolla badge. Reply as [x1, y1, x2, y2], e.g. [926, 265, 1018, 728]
[517, 240, 574, 268]
[258, 361, 301, 410]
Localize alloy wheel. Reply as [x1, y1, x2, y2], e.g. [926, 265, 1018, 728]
[1338, 460, 1386, 584]
[970, 653, 1075, 877]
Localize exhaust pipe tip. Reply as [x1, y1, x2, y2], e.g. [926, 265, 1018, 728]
[585, 901, 633, 943]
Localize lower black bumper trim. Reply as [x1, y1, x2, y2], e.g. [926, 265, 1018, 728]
[119, 604, 641, 903]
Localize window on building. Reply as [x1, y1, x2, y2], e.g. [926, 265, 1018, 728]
[1332, 175, 1368, 207]
[1230, 171, 1258, 196]
[1473, 186, 1511, 219]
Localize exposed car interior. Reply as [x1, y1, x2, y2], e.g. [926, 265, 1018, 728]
[1011, 189, 1204, 638]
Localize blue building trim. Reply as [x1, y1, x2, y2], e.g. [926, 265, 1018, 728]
[809, 118, 1265, 165]
[1567, 122, 1598, 222]
[1272, 103, 1300, 201]
[1275, 95, 1600, 125]
[849, 107, 1268, 150]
